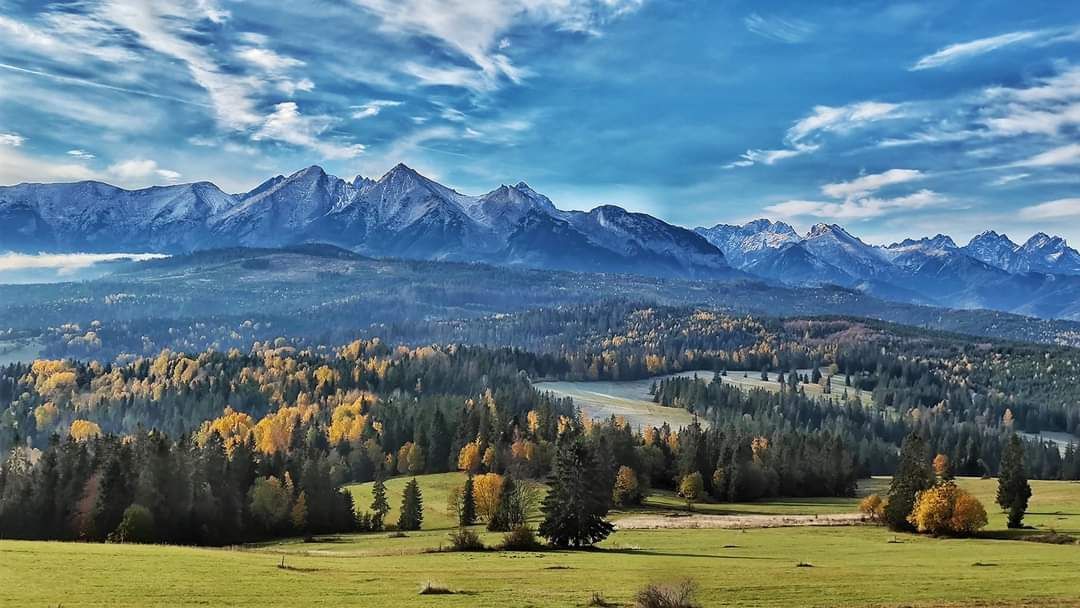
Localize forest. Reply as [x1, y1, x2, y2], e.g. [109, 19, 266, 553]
[3, 304, 1080, 545]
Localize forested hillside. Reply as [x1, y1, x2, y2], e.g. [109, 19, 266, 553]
[4, 305, 1080, 546]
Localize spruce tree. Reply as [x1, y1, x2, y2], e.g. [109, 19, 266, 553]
[997, 434, 1032, 528]
[397, 478, 423, 531]
[459, 473, 477, 527]
[538, 439, 614, 548]
[370, 476, 389, 531]
[885, 433, 933, 531]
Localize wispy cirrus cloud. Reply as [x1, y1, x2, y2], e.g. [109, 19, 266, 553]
[1019, 198, 1080, 220]
[1015, 143, 1080, 167]
[821, 169, 925, 199]
[726, 101, 904, 168]
[352, 100, 403, 120]
[765, 169, 943, 221]
[743, 13, 815, 44]
[911, 26, 1080, 70]
[765, 189, 945, 221]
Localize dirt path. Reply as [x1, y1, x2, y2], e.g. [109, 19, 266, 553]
[614, 512, 867, 530]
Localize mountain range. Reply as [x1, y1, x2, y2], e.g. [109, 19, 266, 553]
[0, 164, 733, 280]
[3, 164, 1080, 320]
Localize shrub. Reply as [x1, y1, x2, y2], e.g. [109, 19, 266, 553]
[587, 592, 618, 607]
[635, 580, 699, 608]
[908, 480, 988, 536]
[447, 526, 486, 551]
[500, 525, 543, 551]
[858, 494, 885, 522]
[109, 504, 156, 543]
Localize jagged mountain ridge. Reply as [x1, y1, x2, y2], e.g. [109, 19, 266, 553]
[0, 164, 733, 280]
[695, 219, 1080, 319]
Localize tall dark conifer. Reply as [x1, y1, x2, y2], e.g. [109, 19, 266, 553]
[997, 434, 1032, 528]
[538, 439, 613, 548]
[885, 433, 933, 531]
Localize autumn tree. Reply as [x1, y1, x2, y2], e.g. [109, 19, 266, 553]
[997, 434, 1032, 529]
[858, 494, 885, 522]
[458, 442, 481, 473]
[397, 478, 423, 531]
[538, 439, 613, 548]
[473, 473, 504, 522]
[678, 472, 704, 511]
[908, 480, 987, 536]
[885, 433, 933, 531]
[932, 454, 953, 481]
[612, 466, 642, 506]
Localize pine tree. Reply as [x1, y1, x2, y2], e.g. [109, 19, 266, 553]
[538, 439, 614, 548]
[459, 473, 476, 526]
[885, 433, 933, 531]
[370, 476, 389, 531]
[397, 478, 423, 531]
[997, 434, 1032, 528]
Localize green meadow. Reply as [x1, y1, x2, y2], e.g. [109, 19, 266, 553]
[3, 475, 1079, 608]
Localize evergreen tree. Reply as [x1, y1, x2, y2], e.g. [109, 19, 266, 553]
[538, 439, 614, 548]
[997, 434, 1032, 528]
[397, 478, 423, 531]
[370, 476, 390, 531]
[459, 474, 477, 526]
[885, 433, 933, 531]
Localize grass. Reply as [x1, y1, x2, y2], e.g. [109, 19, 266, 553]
[346, 471, 467, 531]
[3, 475, 1080, 607]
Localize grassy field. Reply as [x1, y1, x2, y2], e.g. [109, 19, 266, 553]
[3, 475, 1079, 607]
[536, 371, 875, 431]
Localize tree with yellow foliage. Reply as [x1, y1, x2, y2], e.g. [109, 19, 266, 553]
[908, 480, 987, 536]
[458, 442, 481, 473]
[472, 473, 504, 521]
[932, 453, 953, 480]
[612, 465, 642, 506]
[858, 494, 885, 522]
[69, 419, 102, 441]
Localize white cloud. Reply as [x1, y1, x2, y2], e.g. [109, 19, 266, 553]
[1019, 198, 1080, 220]
[98, 0, 262, 130]
[787, 101, 904, 143]
[66, 149, 96, 160]
[107, 159, 181, 184]
[1015, 144, 1080, 167]
[991, 173, 1029, 186]
[0, 132, 26, 146]
[351, 0, 643, 91]
[352, 100, 403, 120]
[765, 189, 945, 221]
[0, 147, 96, 185]
[911, 27, 1080, 71]
[743, 13, 815, 44]
[724, 143, 819, 168]
[236, 47, 304, 73]
[821, 169, 924, 199]
[254, 102, 366, 160]
[911, 31, 1041, 71]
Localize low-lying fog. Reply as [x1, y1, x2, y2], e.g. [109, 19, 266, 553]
[0, 252, 168, 284]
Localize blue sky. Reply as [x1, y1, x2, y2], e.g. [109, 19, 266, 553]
[1, 0, 1079, 244]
